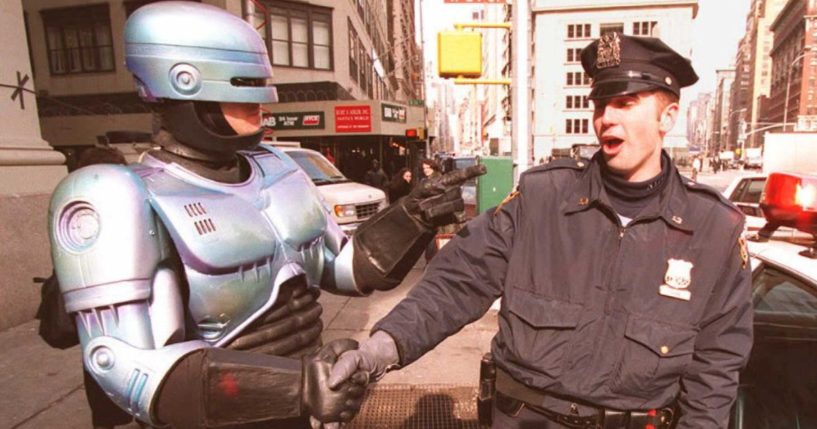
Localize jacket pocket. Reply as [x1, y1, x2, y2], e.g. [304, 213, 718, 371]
[611, 315, 696, 397]
[503, 288, 583, 379]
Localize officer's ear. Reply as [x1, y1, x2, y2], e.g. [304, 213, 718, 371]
[658, 100, 679, 134]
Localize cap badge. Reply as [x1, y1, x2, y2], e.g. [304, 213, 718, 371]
[665, 76, 673, 85]
[659, 258, 692, 301]
[596, 32, 622, 69]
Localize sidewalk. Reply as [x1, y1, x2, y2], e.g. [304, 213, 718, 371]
[1, 262, 497, 428]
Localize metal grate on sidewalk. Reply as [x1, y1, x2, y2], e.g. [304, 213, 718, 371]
[347, 384, 484, 429]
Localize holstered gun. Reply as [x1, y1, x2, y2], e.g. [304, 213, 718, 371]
[477, 353, 496, 426]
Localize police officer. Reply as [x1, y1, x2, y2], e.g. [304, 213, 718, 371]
[326, 33, 753, 429]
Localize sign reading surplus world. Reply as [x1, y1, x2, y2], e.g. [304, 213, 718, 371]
[335, 105, 372, 133]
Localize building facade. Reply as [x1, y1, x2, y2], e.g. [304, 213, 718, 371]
[728, 36, 752, 153]
[478, 3, 512, 157]
[0, 0, 67, 330]
[740, 0, 788, 148]
[23, 0, 425, 182]
[712, 68, 736, 154]
[765, 0, 817, 132]
[531, 0, 698, 161]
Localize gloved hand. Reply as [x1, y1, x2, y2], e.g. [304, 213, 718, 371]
[403, 164, 486, 228]
[327, 331, 401, 390]
[302, 339, 369, 426]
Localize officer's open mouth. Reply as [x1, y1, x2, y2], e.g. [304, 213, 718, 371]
[601, 137, 624, 149]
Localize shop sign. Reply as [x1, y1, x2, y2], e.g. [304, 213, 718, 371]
[381, 103, 407, 123]
[262, 111, 324, 130]
[335, 105, 372, 133]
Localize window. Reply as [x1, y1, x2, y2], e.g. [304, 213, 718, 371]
[566, 48, 582, 63]
[41, 4, 115, 75]
[123, 0, 192, 17]
[565, 118, 589, 134]
[633, 21, 657, 36]
[566, 95, 589, 109]
[348, 21, 358, 82]
[268, 4, 332, 70]
[566, 72, 591, 87]
[567, 24, 591, 39]
[600, 23, 623, 37]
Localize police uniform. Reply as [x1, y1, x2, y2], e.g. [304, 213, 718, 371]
[372, 34, 753, 428]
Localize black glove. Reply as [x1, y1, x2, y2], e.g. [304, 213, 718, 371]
[302, 339, 369, 424]
[327, 331, 400, 389]
[347, 165, 487, 294]
[404, 164, 487, 228]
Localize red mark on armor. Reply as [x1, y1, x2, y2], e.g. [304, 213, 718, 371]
[218, 373, 240, 397]
[645, 409, 657, 429]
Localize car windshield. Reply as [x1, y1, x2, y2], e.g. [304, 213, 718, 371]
[453, 158, 478, 186]
[739, 265, 817, 428]
[287, 151, 348, 185]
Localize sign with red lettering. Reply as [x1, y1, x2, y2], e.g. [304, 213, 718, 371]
[335, 105, 372, 133]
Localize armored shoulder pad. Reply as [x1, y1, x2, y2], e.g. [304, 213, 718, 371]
[49, 165, 163, 310]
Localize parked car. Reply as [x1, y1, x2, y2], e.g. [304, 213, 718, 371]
[278, 146, 387, 235]
[723, 173, 768, 232]
[730, 171, 817, 428]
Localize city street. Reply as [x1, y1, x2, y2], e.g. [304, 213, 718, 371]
[0, 165, 755, 429]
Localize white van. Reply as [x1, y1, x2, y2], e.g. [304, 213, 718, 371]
[278, 147, 387, 234]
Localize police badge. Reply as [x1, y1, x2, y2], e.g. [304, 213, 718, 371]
[659, 258, 693, 301]
[596, 32, 621, 69]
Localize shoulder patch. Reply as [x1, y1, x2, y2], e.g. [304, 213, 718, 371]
[494, 190, 519, 216]
[738, 235, 749, 269]
[520, 158, 587, 180]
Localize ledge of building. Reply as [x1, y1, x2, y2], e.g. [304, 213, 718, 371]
[0, 136, 66, 166]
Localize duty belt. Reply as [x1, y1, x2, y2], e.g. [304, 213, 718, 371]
[495, 368, 675, 429]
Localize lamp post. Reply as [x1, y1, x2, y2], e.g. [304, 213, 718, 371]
[783, 47, 815, 131]
[728, 108, 746, 157]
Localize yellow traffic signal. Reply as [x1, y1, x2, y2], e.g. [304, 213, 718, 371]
[418, 127, 426, 140]
[438, 31, 482, 78]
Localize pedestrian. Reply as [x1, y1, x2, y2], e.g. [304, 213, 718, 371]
[420, 158, 441, 184]
[364, 159, 389, 191]
[387, 167, 412, 204]
[692, 156, 701, 181]
[46, 3, 480, 428]
[325, 33, 752, 429]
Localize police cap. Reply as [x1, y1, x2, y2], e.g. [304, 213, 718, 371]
[580, 33, 698, 100]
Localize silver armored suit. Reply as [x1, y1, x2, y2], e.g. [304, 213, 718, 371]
[48, 145, 364, 425]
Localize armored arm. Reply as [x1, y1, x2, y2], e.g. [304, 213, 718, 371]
[51, 165, 366, 427]
[49, 165, 207, 425]
[324, 165, 487, 295]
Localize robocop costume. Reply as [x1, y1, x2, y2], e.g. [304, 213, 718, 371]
[48, 3, 479, 427]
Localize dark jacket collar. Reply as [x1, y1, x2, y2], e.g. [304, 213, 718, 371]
[561, 151, 694, 232]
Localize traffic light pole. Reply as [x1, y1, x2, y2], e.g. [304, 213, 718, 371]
[511, 0, 531, 179]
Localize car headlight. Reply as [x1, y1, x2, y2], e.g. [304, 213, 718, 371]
[334, 204, 356, 218]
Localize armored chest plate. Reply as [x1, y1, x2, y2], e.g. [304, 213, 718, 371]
[137, 149, 328, 344]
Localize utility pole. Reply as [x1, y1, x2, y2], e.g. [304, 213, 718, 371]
[511, 0, 530, 178]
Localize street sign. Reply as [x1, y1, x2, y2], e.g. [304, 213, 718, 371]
[409, 99, 425, 106]
[262, 111, 324, 130]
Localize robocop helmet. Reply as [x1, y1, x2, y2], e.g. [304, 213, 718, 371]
[124, 1, 277, 153]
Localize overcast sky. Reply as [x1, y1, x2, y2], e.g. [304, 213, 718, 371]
[417, 0, 752, 102]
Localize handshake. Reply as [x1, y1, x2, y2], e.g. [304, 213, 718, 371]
[303, 332, 399, 428]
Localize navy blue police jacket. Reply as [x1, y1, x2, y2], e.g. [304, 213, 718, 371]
[373, 153, 753, 428]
